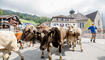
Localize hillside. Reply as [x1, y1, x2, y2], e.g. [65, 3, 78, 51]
[20, 19, 39, 25]
[0, 9, 51, 25]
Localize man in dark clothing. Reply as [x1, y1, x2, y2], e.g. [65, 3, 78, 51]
[88, 24, 97, 43]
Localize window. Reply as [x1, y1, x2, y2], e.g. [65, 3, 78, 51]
[98, 20, 100, 26]
[65, 24, 67, 27]
[82, 23, 84, 28]
[73, 24, 75, 26]
[58, 18, 61, 21]
[80, 23, 84, 28]
[63, 18, 66, 21]
[80, 23, 82, 28]
[68, 19, 71, 21]
[54, 24, 56, 26]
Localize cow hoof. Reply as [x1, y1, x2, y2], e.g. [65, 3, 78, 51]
[41, 56, 45, 58]
[62, 46, 65, 49]
[81, 49, 83, 52]
[74, 45, 76, 47]
[21, 58, 24, 60]
[72, 50, 75, 52]
[59, 56, 62, 60]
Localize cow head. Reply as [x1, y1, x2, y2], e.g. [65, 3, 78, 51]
[40, 28, 55, 50]
[21, 26, 37, 41]
[40, 32, 52, 50]
[68, 24, 75, 33]
[40, 27, 61, 50]
[21, 29, 30, 40]
[36, 32, 44, 43]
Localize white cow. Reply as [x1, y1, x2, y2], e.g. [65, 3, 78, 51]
[0, 31, 24, 60]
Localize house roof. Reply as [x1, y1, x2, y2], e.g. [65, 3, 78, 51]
[53, 15, 66, 18]
[68, 12, 88, 20]
[86, 11, 98, 21]
[0, 15, 21, 24]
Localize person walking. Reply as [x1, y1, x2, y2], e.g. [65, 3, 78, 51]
[88, 23, 97, 43]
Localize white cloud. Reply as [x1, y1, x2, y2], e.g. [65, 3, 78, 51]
[0, 0, 105, 17]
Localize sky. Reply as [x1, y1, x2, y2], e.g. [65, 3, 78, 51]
[0, 0, 105, 17]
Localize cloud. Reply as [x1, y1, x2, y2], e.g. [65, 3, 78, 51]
[0, 0, 105, 17]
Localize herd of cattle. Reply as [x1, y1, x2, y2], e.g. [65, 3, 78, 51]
[0, 24, 83, 60]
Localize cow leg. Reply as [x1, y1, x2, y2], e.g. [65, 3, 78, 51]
[41, 50, 45, 58]
[29, 41, 32, 47]
[59, 45, 62, 60]
[74, 40, 76, 47]
[72, 38, 76, 51]
[2, 51, 10, 60]
[72, 41, 75, 51]
[67, 38, 71, 48]
[79, 39, 83, 52]
[62, 44, 65, 49]
[32, 43, 34, 47]
[69, 41, 72, 48]
[47, 44, 52, 60]
[14, 50, 24, 60]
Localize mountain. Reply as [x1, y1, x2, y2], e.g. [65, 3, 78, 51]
[0, 9, 51, 25]
[2, 9, 38, 20]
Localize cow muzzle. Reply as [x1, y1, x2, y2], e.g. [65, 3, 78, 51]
[69, 30, 73, 32]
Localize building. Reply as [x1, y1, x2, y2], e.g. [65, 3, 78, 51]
[0, 15, 21, 29]
[50, 13, 88, 29]
[50, 11, 103, 33]
[86, 11, 103, 33]
[39, 22, 50, 27]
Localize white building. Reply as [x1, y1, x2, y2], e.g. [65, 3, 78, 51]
[50, 15, 78, 29]
[50, 11, 103, 33]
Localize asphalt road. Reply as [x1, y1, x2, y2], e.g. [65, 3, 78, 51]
[0, 38, 105, 60]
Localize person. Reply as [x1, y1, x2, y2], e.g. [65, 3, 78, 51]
[15, 30, 24, 49]
[88, 23, 97, 43]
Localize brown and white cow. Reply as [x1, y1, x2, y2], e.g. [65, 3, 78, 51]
[66, 24, 83, 52]
[21, 25, 37, 47]
[40, 27, 67, 60]
[0, 31, 24, 60]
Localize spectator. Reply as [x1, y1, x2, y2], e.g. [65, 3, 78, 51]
[88, 23, 97, 43]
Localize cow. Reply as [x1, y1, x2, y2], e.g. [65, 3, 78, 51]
[36, 25, 50, 34]
[0, 31, 24, 60]
[66, 24, 83, 52]
[21, 25, 37, 47]
[40, 27, 67, 60]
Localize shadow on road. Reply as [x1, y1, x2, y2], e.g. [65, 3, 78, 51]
[97, 56, 105, 60]
[13, 48, 46, 60]
[13, 44, 83, 60]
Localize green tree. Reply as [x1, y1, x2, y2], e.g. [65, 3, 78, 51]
[0, 9, 3, 15]
[84, 18, 93, 30]
[69, 10, 75, 15]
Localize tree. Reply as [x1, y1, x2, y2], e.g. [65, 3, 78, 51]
[0, 9, 3, 15]
[84, 18, 93, 30]
[69, 10, 75, 15]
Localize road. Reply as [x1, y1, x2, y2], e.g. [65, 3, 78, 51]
[0, 38, 105, 60]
